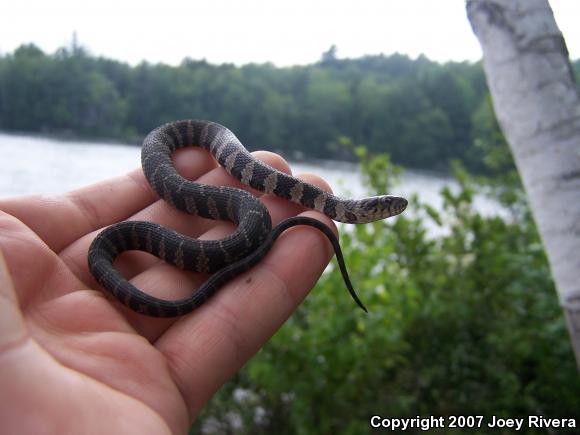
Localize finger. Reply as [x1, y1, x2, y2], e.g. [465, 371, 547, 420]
[153, 175, 338, 418]
[0, 169, 150, 254]
[0, 147, 218, 254]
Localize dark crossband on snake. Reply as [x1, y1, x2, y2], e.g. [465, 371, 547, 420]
[88, 120, 408, 317]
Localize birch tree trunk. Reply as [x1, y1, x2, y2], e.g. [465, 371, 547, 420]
[466, 0, 580, 368]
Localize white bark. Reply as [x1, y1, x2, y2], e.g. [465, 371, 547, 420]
[466, 0, 580, 368]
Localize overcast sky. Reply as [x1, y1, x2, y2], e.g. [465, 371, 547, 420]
[1, 0, 578, 66]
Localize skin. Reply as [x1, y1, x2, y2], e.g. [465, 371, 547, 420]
[0, 148, 339, 435]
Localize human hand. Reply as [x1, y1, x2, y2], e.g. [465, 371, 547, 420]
[0, 148, 338, 434]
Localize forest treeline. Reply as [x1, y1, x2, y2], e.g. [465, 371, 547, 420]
[1, 43, 579, 172]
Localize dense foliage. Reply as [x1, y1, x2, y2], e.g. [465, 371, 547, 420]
[0, 43, 493, 172]
[2, 46, 577, 174]
[190, 152, 579, 434]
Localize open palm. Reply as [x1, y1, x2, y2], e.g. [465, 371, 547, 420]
[0, 148, 338, 434]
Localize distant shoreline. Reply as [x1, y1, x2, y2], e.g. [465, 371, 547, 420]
[0, 128, 140, 148]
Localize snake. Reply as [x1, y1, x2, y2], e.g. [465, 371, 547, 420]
[88, 120, 408, 317]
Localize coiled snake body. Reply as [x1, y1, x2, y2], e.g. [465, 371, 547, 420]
[88, 120, 407, 317]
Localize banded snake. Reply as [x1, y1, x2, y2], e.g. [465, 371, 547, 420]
[88, 120, 407, 317]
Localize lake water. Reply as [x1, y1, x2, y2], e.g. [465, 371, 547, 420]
[0, 132, 499, 220]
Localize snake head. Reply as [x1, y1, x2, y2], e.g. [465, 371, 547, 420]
[352, 195, 408, 223]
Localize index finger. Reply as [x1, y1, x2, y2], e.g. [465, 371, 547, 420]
[0, 147, 217, 253]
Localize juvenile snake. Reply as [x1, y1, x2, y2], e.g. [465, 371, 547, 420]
[88, 120, 408, 317]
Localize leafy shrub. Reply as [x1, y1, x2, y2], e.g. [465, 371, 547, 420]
[192, 151, 579, 435]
